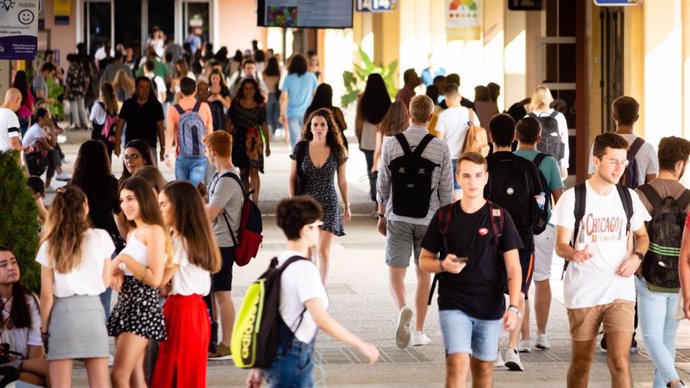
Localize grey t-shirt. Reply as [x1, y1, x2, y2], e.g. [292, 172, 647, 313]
[209, 168, 243, 247]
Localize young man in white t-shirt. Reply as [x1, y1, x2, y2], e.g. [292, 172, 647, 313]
[551, 132, 650, 388]
[587, 96, 658, 186]
[0, 88, 22, 153]
[435, 83, 479, 198]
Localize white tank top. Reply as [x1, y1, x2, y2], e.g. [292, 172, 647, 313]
[120, 233, 149, 276]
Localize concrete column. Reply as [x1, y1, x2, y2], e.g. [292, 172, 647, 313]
[503, 8, 528, 111]
[483, 0, 505, 109]
[643, 0, 683, 147]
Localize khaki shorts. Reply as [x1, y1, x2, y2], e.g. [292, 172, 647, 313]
[567, 299, 635, 341]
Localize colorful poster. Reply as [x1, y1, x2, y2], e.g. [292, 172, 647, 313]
[0, 0, 39, 60]
[446, 0, 482, 41]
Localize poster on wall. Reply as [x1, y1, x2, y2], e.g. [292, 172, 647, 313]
[0, 0, 39, 60]
[446, 0, 482, 41]
[54, 0, 70, 25]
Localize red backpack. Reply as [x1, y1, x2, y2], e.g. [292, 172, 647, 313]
[218, 172, 263, 266]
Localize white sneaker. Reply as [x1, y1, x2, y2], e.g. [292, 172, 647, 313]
[55, 173, 71, 181]
[517, 339, 532, 353]
[535, 333, 551, 350]
[410, 331, 430, 346]
[494, 351, 505, 368]
[504, 348, 524, 371]
[395, 307, 413, 349]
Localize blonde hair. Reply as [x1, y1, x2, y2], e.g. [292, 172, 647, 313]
[409, 95, 434, 124]
[41, 186, 90, 274]
[528, 85, 554, 111]
[112, 70, 134, 96]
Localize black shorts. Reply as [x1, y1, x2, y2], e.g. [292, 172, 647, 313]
[212, 246, 235, 292]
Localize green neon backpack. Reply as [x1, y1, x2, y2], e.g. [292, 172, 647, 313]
[231, 255, 308, 369]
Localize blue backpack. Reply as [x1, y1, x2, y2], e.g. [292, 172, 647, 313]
[174, 101, 206, 157]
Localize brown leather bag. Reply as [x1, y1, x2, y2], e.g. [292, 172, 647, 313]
[460, 108, 489, 156]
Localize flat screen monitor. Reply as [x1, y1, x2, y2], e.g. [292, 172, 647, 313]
[257, 0, 354, 29]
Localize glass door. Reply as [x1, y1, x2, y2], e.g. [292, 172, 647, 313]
[182, 1, 211, 49]
[83, 0, 113, 55]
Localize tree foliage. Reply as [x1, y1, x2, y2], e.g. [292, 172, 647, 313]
[0, 151, 40, 292]
[341, 48, 398, 107]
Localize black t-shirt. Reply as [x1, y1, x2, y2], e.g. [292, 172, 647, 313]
[422, 202, 523, 319]
[484, 151, 543, 251]
[119, 96, 164, 147]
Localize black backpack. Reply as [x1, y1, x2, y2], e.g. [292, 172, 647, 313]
[562, 182, 633, 277]
[486, 155, 537, 232]
[388, 134, 440, 218]
[620, 137, 645, 189]
[637, 184, 690, 291]
[531, 153, 551, 235]
[530, 111, 565, 162]
[427, 201, 505, 305]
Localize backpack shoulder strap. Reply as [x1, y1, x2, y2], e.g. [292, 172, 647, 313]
[219, 171, 246, 195]
[277, 255, 310, 275]
[193, 100, 202, 112]
[174, 104, 184, 115]
[218, 171, 245, 246]
[394, 133, 413, 157]
[573, 182, 587, 235]
[616, 184, 634, 232]
[413, 134, 435, 157]
[428, 202, 456, 307]
[486, 201, 505, 245]
[528, 112, 538, 119]
[533, 153, 547, 168]
[628, 137, 645, 159]
[677, 189, 690, 211]
[636, 184, 661, 210]
[548, 110, 559, 119]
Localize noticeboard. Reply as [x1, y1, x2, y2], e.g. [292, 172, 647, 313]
[0, 0, 39, 60]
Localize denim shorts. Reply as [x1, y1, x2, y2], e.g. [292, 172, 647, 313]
[439, 309, 502, 361]
[262, 321, 316, 388]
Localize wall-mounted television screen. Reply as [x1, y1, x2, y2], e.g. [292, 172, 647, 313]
[257, 0, 354, 29]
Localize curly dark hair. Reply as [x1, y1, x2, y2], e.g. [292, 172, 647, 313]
[301, 108, 346, 166]
[233, 78, 264, 106]
[359, 73, 391, 125]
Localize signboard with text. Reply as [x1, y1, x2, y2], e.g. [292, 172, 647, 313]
[594, 0, 640, 6]
[356, 0, 397, 12]
[0, 0, 39, 60]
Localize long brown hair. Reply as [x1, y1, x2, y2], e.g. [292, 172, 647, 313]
[119, 177, 173, 264]
[112, 69, 134, 95]
[379, 100, 409, 137]
[100, 82, 119, 115]
[41, 186, 91, 273]
[301, 108, 346, 165]
[162, 181, 221, 273]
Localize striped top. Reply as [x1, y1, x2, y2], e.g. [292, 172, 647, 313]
[377, 125, 454, 226]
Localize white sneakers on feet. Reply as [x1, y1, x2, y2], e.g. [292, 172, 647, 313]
[494, 351, 505, 368]
[395, 307, 413, 349]
[535, 333, 551, 350]
[517, 339, 532, 353]
[55, 173, 71, 181]
[504, 348, 524, 371]
[410, 331, 430, 346]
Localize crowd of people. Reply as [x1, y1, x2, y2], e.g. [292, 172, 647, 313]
[1, 33, 690, 388]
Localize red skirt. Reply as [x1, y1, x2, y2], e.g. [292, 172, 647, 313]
[151, 294, 210, 388]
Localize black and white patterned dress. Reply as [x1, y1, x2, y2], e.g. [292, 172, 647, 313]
[291, 141, 345, 236]
[107, 234, 166, 340]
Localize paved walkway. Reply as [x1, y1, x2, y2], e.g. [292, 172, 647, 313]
[50, 129, 690, 387]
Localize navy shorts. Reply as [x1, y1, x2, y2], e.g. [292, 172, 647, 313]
[212, 246, 235, 292]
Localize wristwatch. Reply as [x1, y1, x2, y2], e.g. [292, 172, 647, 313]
[507, 304, 523, 317]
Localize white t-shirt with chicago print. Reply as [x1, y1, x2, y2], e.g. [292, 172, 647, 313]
[550, 180, 650, 309]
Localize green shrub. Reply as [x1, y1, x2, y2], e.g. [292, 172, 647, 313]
[0, 151, 40, 292]
[341, 48, 397, 107]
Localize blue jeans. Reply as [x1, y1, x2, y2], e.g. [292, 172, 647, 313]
[439, 309, 502, 361]
[99, 288, 112, 320]
[262, 320, 316, 388]
[175, 154, 208, 186]
[288, 115, 304, 151]
[451, 158, 460, 191]
[267, 93, 281, 133]
[635, 276, 681, 388]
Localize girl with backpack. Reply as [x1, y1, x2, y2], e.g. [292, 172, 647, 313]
[108, 176, 170, 388]
[245, 197, 378, 388]
[151, 181, 221, 387]
[90, 82, 119, 159]
[528, 85, 569, 180]
[37, 186, 113, 387]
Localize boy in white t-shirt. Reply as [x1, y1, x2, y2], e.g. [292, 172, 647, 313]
[551, 132, 650, 388]
[435, 83, 479, 197]
[587, 96, 658, 186]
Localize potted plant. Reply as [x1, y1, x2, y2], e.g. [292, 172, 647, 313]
[341, 48, 398, 107]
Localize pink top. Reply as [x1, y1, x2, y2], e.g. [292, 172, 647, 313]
[17, 89, 34, 119]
